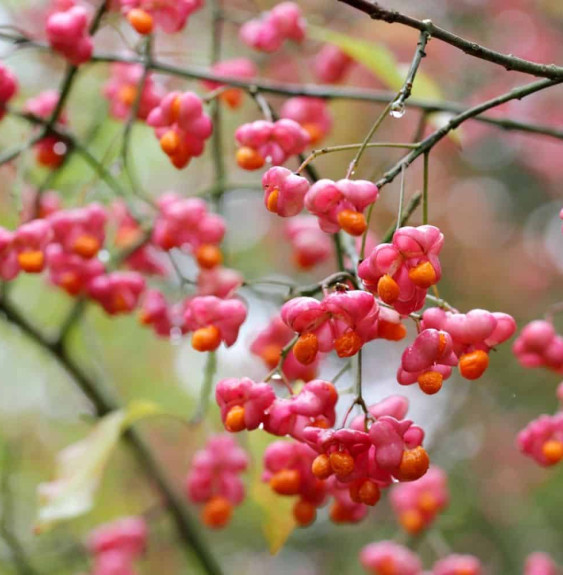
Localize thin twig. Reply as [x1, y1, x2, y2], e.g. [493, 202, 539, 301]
[346, 102, 393, 178]
[296, 142, 418, 174]
[54, 298, 88, 348]
[392, 30, 430, 111]
[396, 163, 406, 232]
[209, 0, 227, 213]
[293, 271, 358, 297]
[422, 151, 429, 225]
[331, 360, 352, 384]
[382, 191, 422, 243]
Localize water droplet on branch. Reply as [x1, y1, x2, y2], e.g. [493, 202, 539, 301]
[390, 102, 406, 119]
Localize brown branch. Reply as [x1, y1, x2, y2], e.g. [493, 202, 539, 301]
[337, 0, 563, 80]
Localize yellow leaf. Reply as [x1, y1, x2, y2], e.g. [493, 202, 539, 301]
[35, 400, 166, 532]
[248, 432, 297, 554]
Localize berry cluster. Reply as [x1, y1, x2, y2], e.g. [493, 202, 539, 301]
[360, 545, 559, 575]
[262, 168, 379, 237]
[0, 191, 247, 349]
[119, 0, 203, 35]
[202, 58, 257, 109]
[185, 435, 248, 528]
[513, 320, 563, 372]
[360, 541, 484, 575]
[514, 319, 563, 468]
[217, 374, 431, 526]
[147, 92, 213, 169]
[239, 2, 306, 53]
[398, 307, 516, 394]
[389, 465, 449, 535]
[235, 120, 310, 170]
[46, 0, 93, 65]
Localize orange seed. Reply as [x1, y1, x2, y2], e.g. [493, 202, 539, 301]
[378, 319, 407, 341]
[236, 146, 264, 170]
[377, 274, 400, 304]
[127, 8, 154, 35]
[270, 469, 301, 495]
[195, 244, 223, 270]
[17, 250, 45, 273]
[225, 405, 246, 432]
[266, 188, 280, 213]
[408, 261, 437, 289]
[459, 349, 489, 380]
[417, 371, 443, 395]
[542, 439, 563, 464]
[293, 333, 319, 366]
[311, 453, 332, 479]
[334, 330, 363, 358]
[192, 325, 222, 352]
[337, 209, 366, 236]
[201, 496, 232, 529]
[160, 130, 181, 156]
[400, 509, 425, 534]
[329, 451, 355, 479]
[396, 446, 430, 482]
[293, 499, 316, 527]
[72, 234, 100, 259]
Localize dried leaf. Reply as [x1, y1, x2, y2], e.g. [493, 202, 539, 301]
[35, 400, 165, 532]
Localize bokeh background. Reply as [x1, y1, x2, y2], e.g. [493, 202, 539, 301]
[0, 0, 562, 573]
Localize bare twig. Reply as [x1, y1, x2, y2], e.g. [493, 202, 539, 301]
[392, 30, 430, 111]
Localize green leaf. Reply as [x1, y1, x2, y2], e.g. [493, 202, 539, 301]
[35, 400, 166, 532]
[248, 432, 297, 555]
